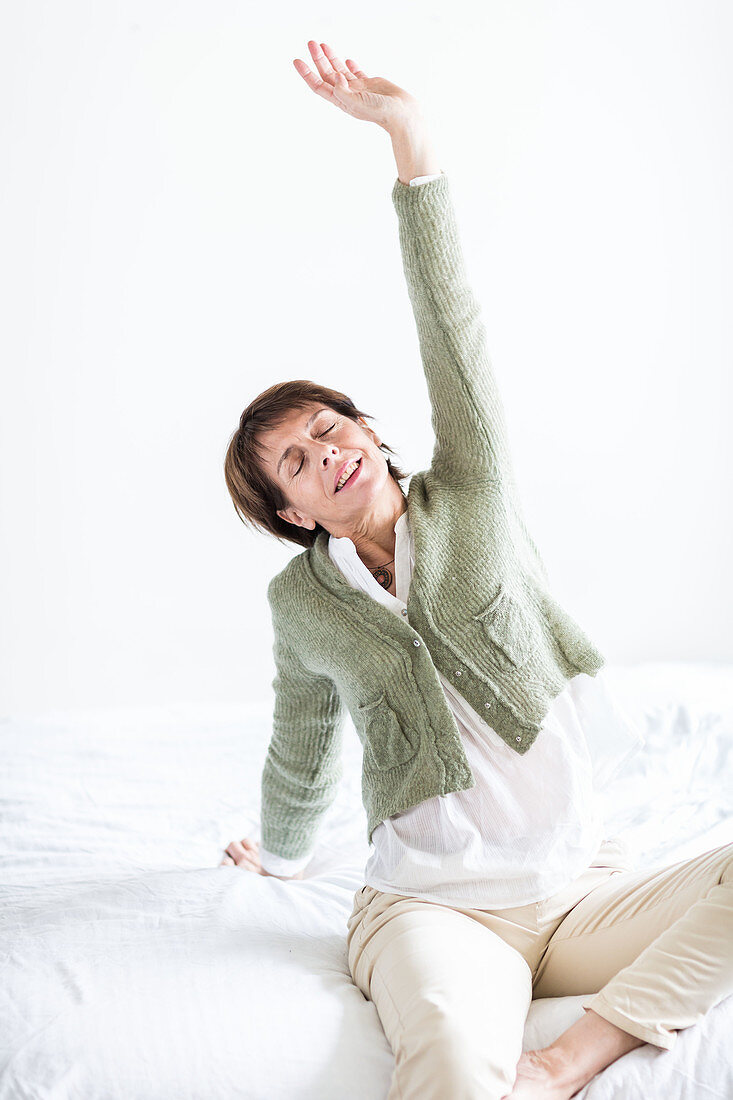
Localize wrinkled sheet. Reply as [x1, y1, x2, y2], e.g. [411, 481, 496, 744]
[1, 662, 732, 1099]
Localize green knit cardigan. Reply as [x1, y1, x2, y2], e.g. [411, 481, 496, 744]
[261, 172, 605, 861]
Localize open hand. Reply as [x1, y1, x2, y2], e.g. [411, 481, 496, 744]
[220, 836, 265, 873]
[293, 40, 421, 131]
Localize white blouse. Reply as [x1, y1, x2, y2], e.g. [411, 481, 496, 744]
[322, 507, 644, 908]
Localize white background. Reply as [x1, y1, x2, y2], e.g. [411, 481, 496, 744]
[1, 2, 731, 714]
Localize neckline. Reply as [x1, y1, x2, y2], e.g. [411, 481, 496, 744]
[327, 510, 409, 607]
[328, 506, 409, 552]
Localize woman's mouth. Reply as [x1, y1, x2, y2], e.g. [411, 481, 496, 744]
[334, 457, 362, 493]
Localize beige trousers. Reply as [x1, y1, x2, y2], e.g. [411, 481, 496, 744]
[346, 837, 733, 1100]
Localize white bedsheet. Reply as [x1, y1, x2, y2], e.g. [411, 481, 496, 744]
[1, 662, 732, 1099]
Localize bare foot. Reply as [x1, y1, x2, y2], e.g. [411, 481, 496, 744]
[502, 1048, 583, 1099]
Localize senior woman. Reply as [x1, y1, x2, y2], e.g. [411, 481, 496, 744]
[220, 41, 733, 1100]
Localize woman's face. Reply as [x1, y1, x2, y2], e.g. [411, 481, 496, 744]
[257, 403, 393, 535]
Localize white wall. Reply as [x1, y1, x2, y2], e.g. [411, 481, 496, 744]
[1, 2, 731, 714]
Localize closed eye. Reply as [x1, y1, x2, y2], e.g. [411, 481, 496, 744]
[293, 423, 336, 477]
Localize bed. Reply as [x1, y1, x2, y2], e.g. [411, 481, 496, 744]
[1, 661, 732, 1099]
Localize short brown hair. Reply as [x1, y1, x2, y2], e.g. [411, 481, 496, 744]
[224, 379, 411, 550]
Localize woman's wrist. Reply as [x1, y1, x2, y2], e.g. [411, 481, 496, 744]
[387, 117, 441, 184]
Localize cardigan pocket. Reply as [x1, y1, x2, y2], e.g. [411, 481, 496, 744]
[472, 583, 534, 670]
[357, 694, 418, 770]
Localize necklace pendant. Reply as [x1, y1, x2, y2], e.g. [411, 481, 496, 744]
[372, 566, 393, 589]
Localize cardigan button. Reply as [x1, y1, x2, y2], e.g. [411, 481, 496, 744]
[456, 670, 462, 676]
[413, 639, 421, 647]
[401, 608, 408, 616]
[485, 702, 491, 709]
[516, 736, 521, 742]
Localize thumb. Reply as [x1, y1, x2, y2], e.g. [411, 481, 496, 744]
[333, 72, 349, 93]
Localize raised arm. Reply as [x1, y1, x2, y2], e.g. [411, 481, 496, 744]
[390, 164, 515, 485]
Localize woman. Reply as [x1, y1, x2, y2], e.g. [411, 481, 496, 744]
[220, 41, 733, 1100]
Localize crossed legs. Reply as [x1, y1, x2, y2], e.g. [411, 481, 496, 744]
[347, 841, 733, 1100]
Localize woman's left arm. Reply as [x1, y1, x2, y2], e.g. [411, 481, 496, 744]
[390, 147, 517, 488]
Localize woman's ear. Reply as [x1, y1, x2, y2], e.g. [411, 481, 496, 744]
[277, 507, 316, 530]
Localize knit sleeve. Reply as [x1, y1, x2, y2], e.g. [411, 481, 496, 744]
[391, 171, 515, 486]
[260, 620, 346, 862]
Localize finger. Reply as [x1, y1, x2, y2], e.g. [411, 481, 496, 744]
[331, 72, 351, 98]
[346, 58, 368, 79]
[240, 837, 259, 848]
[307, 39, 336, 82]
[219, 854, 235, 865]
[226, 840, 247, 863]
[320, 42, 356, 81]
[293, 59, 337, 104]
